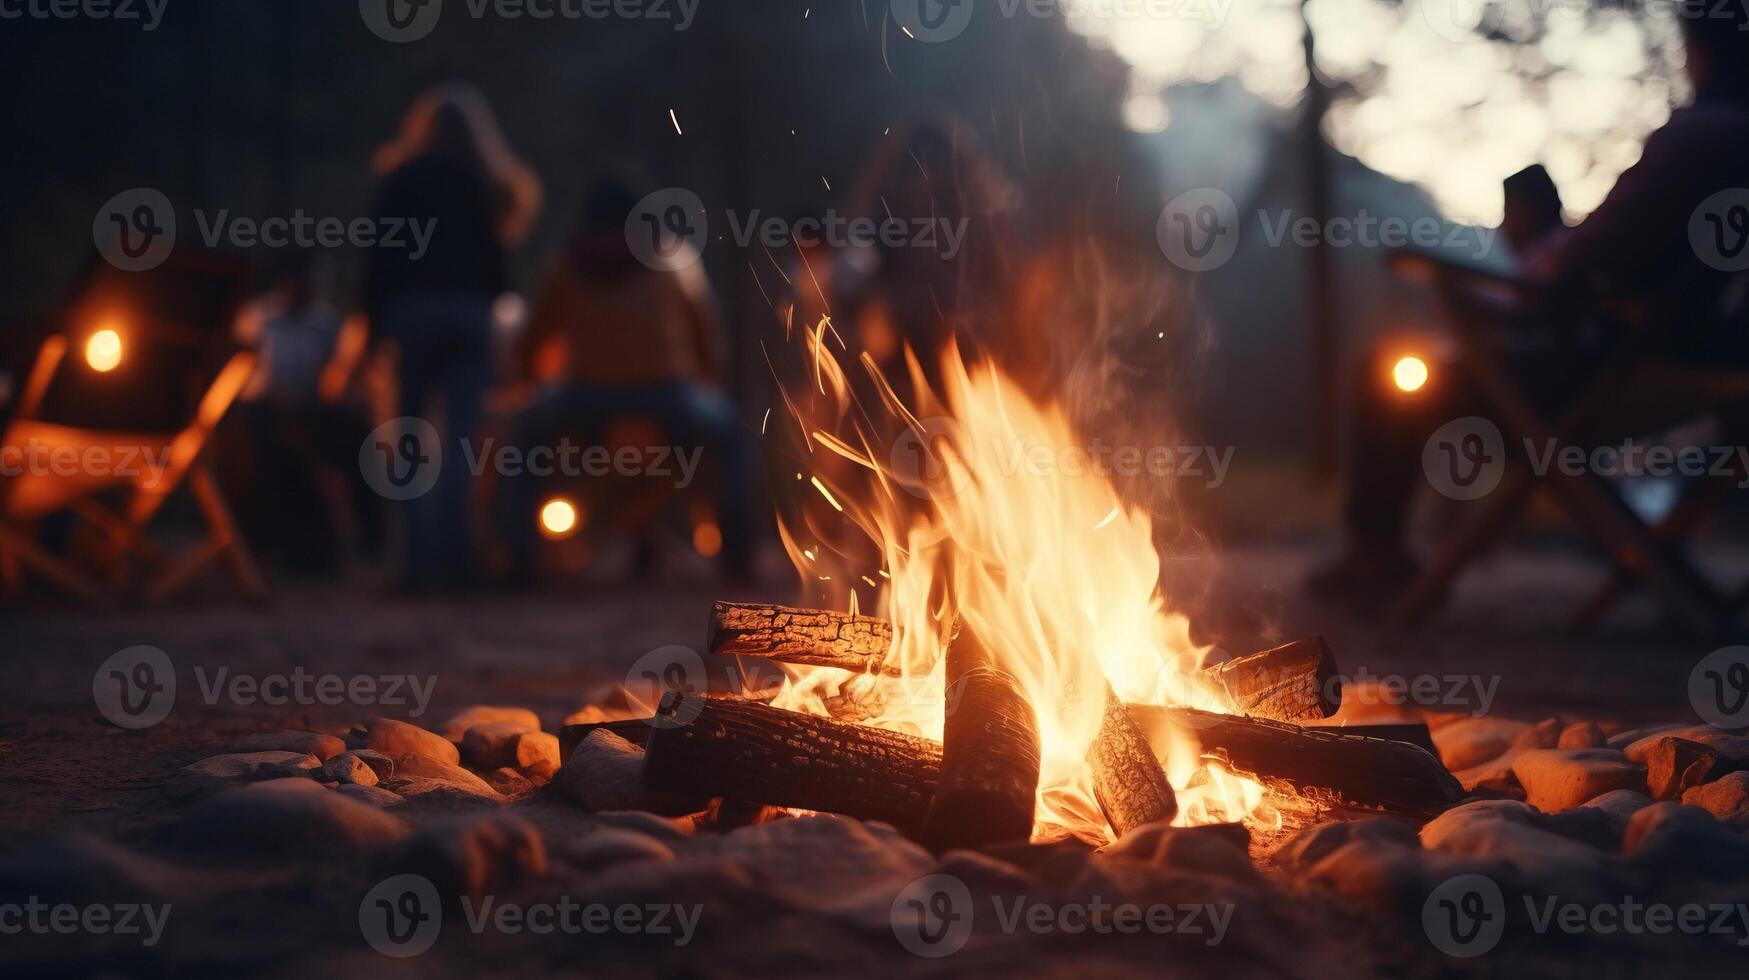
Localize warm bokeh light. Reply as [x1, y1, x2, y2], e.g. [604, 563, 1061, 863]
[85, 328, 123, 373]
[538, 498, 580, 539]
[1392, 354, 1430, 392]
[692, 519, 723, 558]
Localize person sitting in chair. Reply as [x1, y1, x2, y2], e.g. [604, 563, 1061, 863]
[1309, 1, 1749, 607]
[499, 173, 754, 581]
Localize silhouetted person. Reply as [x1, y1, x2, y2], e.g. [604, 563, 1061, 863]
[364, 82, 541, 590]
[1311, 3, 1749, 607]
[500, 174, 752, 579]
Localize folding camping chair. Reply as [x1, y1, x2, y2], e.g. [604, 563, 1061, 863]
[0, 252, 267, 604]
[1382, 248, 1749, 640]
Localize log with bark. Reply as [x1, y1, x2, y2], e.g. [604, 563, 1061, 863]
[1304, 722, 1437, 756]
[707, 601, 900, 676]
[1203, 636, 1341, 723]
[1089, 687, 1177, 838]
[707, 603, 1341, 725]
[922, 619, 1041, 851]
[1128, 705, 1464, 813]
[641, 693, 942, 829]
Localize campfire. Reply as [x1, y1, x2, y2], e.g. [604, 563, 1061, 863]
[559, 340, 1462, 851]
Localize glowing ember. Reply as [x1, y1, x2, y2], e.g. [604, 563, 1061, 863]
[767, 331, 1278, 843]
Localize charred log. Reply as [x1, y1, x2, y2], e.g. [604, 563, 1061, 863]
[922, 620, 1042, 851]
[1204, 636, 1342, 723]
[641, 693, 942, 829]
[707, 601, 900, 676]
[1090, 687, 1178, 838]
[1130, 705, 1464, 813]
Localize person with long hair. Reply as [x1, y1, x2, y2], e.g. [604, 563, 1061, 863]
[364, 81, 541, 590]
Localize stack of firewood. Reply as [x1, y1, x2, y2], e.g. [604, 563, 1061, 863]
[560, 602, 1465, 849]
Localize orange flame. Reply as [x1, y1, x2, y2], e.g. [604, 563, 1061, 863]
[768, 329, 1274, 843]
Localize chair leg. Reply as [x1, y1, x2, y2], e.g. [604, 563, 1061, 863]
[191, 465, 267, 600]
[0, 522, 112, 605]
[1386, 468, 1535, 630]
[1568, 477, 1727, 633]
[139, 467, 267, 604]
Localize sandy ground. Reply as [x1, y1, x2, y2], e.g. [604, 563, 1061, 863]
[0, 539, 1741, 977]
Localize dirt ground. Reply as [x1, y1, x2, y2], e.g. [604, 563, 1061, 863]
[0, 538, 1740, 977]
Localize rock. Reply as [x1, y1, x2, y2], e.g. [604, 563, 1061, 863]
[1099, 821, 1258, 881]
[460, 720, 532, 769]
[1645, 737, 1732, 801]
[563, 825, 676, 872]
[385, 754, 501, 802]
[485, 767, 536, 799]
[1512, 748, 1645, 813]
[381, 814, 546, 900]
[461, 723, 560, 779]
[1433, 717, 1530, 771]
[349, 750, 395, 781]
[1558, 721, 1608, 749]
[1421, 799, 1611, 884]
[1281, 818, 1419, 869]
[1515, 718, 1565, 750]
[1682, 772, 1749, 824]
[1623, 802, 1749, 877]
[337, 784, 406, 808]
[171, 751, 320, 799]
[1452, 748, 1527, 796]
[1303, 839, 1441, 908]
[1622, 726, 1749, 764]
[348, 717, 459, 766]
[231, 731, 347, 761]
[1579, 789, 1655, 831]
[555, 729, 703, 814]
[515, 731, 561, 781]
[169, 779, 407, 858]
[441, 705, 541, 742]
[322, 753, 380, 787]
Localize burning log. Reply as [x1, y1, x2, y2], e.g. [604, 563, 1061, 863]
[1089, 687, 1177, 838]
[707, 603, 1341, 725]
[1305, 722, 1437, 756]
[641, 693, 942, 830]
[1204, 636, 1341, 723]
[923, 620, 1042, 851]
[708, 601, 901, 676]
[1131, 705, 1464, 813]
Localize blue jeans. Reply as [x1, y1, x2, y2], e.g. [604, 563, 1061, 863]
[501, 380, 754, 574]
[383, 293, 494, 586]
